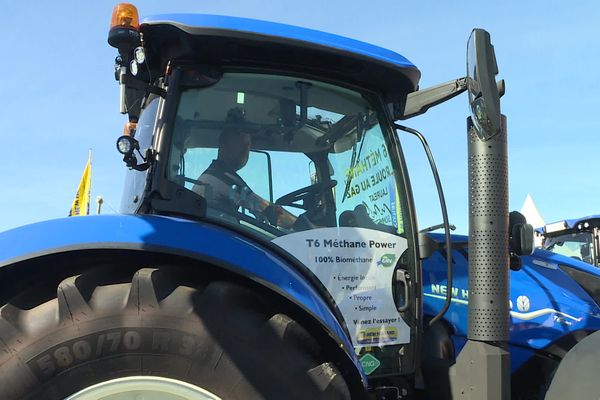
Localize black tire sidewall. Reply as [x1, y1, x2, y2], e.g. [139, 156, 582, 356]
[0, 273, 346, 400]
[15, 311, 327, 400]
[14, 314, 237, 399]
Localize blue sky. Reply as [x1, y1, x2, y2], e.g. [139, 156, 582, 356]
[1, 1, 598, 234]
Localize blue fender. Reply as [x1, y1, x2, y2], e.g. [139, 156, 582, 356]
[0, 214, 367, 388]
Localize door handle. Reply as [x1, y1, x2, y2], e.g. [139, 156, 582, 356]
[396, 269, 410, 312]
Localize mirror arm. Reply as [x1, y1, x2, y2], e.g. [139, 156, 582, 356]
[399, 77, 468, 120]
[398, 78, 505, 120]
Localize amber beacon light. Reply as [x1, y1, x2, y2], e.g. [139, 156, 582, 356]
[108, 3, 140, 50]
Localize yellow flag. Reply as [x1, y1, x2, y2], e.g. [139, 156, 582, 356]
[69, 153, 92, 216]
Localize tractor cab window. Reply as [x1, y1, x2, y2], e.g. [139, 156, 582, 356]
[544, 231, 596, 265]
[168, 72, 407, 239]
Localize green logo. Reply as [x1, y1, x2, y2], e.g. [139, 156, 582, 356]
[359, 353, 381, 375]
[377, 253, 396, 267]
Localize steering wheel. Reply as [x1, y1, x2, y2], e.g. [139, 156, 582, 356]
[275, 180, 337, 210]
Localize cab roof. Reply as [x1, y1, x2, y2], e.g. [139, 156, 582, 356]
[539, 215, 600, 235]
[140, 14, 421, 99]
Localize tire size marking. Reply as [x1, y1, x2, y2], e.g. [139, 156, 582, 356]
[123, 331, 141, 351]
[73, 340, 92, 360]
[27, 328, 203, 381]
[54, 346, 74, 367]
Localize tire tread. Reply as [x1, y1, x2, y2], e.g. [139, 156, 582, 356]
[0, 265, 351, 400]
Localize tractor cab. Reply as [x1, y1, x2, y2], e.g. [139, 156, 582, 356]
[112, 7, 423, 384]
[540, 216, 600, 267]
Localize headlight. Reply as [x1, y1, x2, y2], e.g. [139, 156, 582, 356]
[116, 135, 136, 154]
[130, 60, 139, 76]
[134, 46, 146, 64]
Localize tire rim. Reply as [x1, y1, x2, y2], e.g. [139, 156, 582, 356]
[65, 376, 223, 400]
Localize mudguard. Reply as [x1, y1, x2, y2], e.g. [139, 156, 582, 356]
[0, 214, 367, 388]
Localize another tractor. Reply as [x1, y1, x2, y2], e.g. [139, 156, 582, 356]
[422, 230, 600, 399]
[537, 216, 600, 267]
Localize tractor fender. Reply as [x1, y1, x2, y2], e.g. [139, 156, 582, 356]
[0, 214, 367, 391]
[545, 329, 600, 399]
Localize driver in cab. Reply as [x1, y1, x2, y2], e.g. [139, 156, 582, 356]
[193, 128, 297, 229]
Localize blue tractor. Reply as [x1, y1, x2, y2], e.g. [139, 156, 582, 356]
[422, 230, 600, 399]
[1, 3, 594, 399]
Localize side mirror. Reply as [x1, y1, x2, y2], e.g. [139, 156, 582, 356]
[509, 211, 534, 256]
[467, 29, 503, 140]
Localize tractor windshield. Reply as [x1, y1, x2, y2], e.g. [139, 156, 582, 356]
[167, 71, 408, 239]
[544, 231, 596, 265]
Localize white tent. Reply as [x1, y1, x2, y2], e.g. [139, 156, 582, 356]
[520, 194, 545, 247]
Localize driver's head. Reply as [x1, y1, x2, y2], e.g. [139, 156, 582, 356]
[217, 129, 251, 171]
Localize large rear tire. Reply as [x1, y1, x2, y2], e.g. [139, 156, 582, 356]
[0, 266, 351, 400]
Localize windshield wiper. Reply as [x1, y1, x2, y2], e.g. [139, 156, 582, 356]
[341, 115, 367, 203]
[420, 223, 457, 233]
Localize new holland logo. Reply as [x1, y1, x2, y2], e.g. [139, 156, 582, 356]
[516, 295, 531, 313]
[377, 253, 396, 267]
